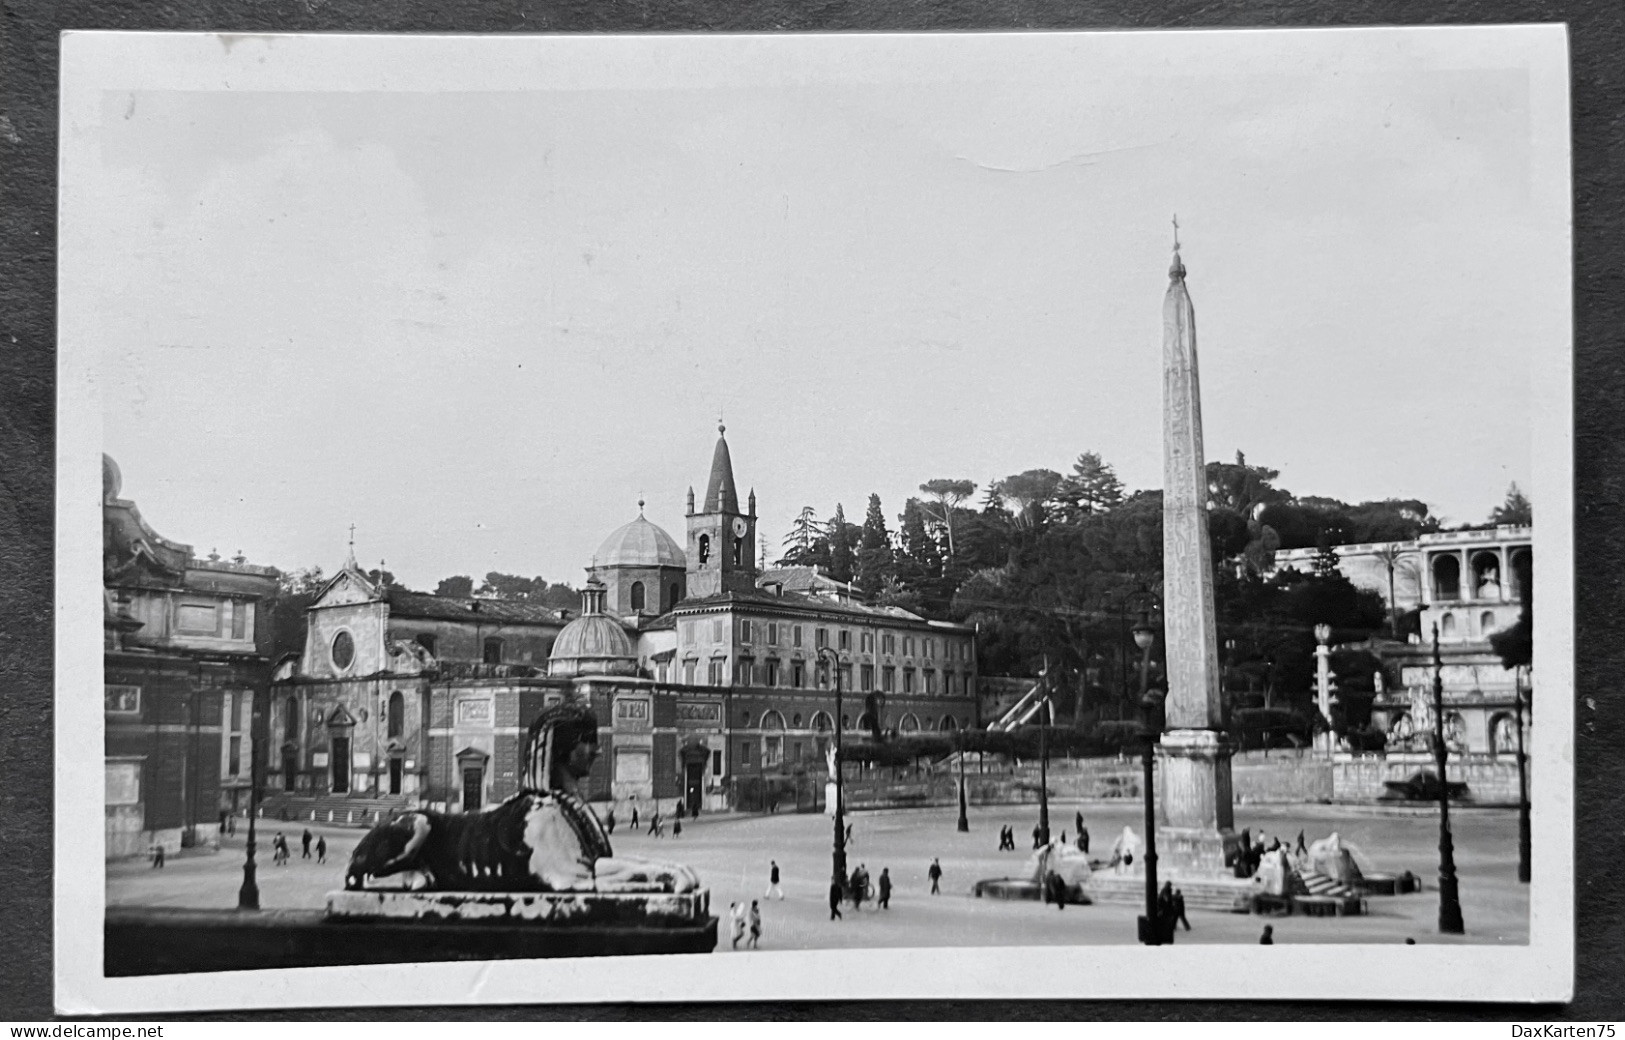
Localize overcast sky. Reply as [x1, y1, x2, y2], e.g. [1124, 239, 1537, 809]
[73, 31, 1567, 592]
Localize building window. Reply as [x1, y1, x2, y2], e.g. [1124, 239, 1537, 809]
[793, 625, 803, 648]
[924, 638, 935, 660]
[903, 668, 915, 694]
[226, 691, 241, 732]
[483, 637, 503, 665]
[738, 656, 755, 684]
[708, 659, 725, 685]
[1480, 611, 1497, 634]
[764, 736, 783, 768]
[228, 735, 242, 777]
[841, 664, 853, 690]
[767, 623, 778, 645]
[285, 695, 299, 739]
[740, 619, 752, 642]
[331, 630, 355, 671]
[811, 711, 833, 732]
[631, 582, 646, 612]
[766, 659, 780, 687]
[230, 601, 248, 640]
[861, 664, 875, 690]
[903, 636, 914, 656]
[882, 666, 896, 693]
[838, 629, 850, 651]
[861, 632, 874, 653]
[882, 633, 895, 654]
[416, 633, 437, 656]
[925, 669, 937, 695]
[791, 661, 805, 688]
[105, 684, 140, 714]
[816, 627, 829, 648]
[712, 749, 724, 776]
[711, 619, 723, 643]
[684, 660, 697, 684]
[739, 740, 753, 770]
[176, 602, 220, 635]
[698, 534, 711, 565]
[387, 691, 405, 739]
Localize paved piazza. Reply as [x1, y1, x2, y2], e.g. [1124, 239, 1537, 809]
[108, 801, 1528, 949]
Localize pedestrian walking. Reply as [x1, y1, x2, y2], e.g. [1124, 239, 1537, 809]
[878, 868, 892, 909]
[649, 811, 661, 837]
[227, 814, 235, 836]
[1060, 829, 1067, 847]
[220, 810, 229, 832]
[828, 879, 844, 920]
[1173, 888, 1191, 931]
[631, 806, 639, 830]
[766, 860, 783, 900]
[1158, 881, 1177, 944]
[301, 829, 313, 859]
[1079, 825, 1089, 854]
[675, 800, 685, 821]
[316, 835, 327, 864]
[928, 857, 943, 895]
[729, 901, 746, 949]
[1259, 925, 1275, 945]
[1075, 810, 1084, 836]
[1046, 870, 1067, 909]
[748, 900, 762, 949]
[150, 843, 165, 869]
[845, 822, 853, 845]
[672, 818, 682, 838]
[605, 808, 616, 834]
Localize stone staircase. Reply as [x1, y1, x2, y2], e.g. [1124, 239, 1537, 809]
[259, 793, 416, 828]
[1083, 871, 1257, 912]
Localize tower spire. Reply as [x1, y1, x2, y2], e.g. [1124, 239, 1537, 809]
[1169, 214, 1186, 280]
[345, 523, 357, 569]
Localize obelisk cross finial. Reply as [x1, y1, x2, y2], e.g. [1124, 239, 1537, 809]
[1172, 213, 1180, 252]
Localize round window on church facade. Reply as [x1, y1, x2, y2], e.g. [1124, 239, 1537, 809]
[331, 630, 355, 671]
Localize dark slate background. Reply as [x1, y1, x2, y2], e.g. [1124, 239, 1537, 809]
[2, 0, 1620, 1022]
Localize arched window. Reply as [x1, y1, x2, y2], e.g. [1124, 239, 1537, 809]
[697, 534, 711, 565]
[483, 637, 503, 665]
[761, 710, 786, 730]
[1470, 551, 1501, 598]
[811, 711, 833, 732]
[387, 691, 405, 739]
[1509, 548, 1532, 600]
[1480, 611, 1497, 634]
[1441, 613, 1457, 638]
[855, 712, 875, 733]
[899, 712, 920, 732]
[939, 715, 958, 731]
[285, 696, 300, 740]
[630, 582, 646, 612]
[1432, 554, 1461, 601]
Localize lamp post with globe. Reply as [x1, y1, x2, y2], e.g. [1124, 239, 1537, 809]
[1132, 613, 1163, 945]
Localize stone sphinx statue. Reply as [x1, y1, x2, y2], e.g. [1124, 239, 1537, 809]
[1025, 840, 1093, 893]
[346, 701, 699, 894]
[1305, 832, 1364, 885]
[1109, 825, 1143, 875]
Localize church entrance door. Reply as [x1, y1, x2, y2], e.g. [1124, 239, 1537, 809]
[388, 757, 403, 795]
[684, 761, 704, 816]
[281, 748, 298, 791]
[330, 736, 349, 793]
[462, 767, 483, 811]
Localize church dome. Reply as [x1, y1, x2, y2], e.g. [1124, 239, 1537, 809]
[595, 511, 684, 569]
[549, 581, 638, 678]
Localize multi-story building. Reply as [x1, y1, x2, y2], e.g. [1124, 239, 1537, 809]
[102, 455, 279, 858]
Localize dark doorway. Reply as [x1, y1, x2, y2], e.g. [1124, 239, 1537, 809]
[282, 748, 298, 791]
[331, 736, 350, 793]
[685, 761, 704, 816]
[389, 757, 404, 796]
[462, 767, 483, 811]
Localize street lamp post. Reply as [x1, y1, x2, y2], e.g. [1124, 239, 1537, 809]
[816, 647, 846, 887]
[956, 725, 969, 833]
[1314, 623, 1333, 755]
[1431, 623, 1466, 934]
[1132, 615, 1161, 946]
[1514, 665, 1531, 884]
[238, 683, 264, 910]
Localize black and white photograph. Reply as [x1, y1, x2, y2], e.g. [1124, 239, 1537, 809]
[55, 27, 1574, 1012]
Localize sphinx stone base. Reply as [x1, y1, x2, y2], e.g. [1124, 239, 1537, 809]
[326, 888, 710, 928]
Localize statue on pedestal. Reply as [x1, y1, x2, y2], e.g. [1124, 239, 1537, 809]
[345, 702, 698, 894]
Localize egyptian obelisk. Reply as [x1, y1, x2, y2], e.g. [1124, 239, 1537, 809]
[1157, 222, 1242, 876]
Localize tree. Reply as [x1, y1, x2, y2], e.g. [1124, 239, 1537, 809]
[994, 469, 1065, 534]
[269, 565, 326, 661]
[778, 506, 825, 567]
[365, 566, 410, 592]
[1059, 451, 1125, 519]
[895, 498, 945, 610]
[856, 494, 894, 597]
[1490, 483, 1533, 526]
[435, 575, 474, 599]
[826, 503, 858, 584]
[475, 572, 552, 600]
[1206, 451, 1287, 517]
[918, 478, 976, 564]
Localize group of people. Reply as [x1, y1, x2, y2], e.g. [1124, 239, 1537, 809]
[1233, 830, 1308, 878]
[995, 815, 1090, 856]
[1153, 881, 1193, 941]
[824, 861, 905, 919]
[608, 799, 696, 838]
[728, 899, 763, 949]
[269, 829, 326, 866]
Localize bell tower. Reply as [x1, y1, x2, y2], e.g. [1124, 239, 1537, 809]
[686, 422, 757, 597]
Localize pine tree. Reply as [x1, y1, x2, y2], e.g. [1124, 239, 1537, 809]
[1489, 482, 1532, 526]
[778, 506, 825, 566]
[827, 503, 857, 583]
[856, 493, 894, 598]
[1060, 451, 1125, 519]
